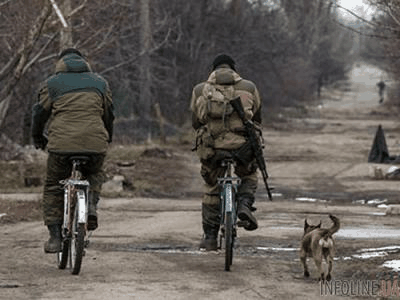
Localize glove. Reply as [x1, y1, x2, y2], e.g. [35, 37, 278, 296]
[33, 134, 48, 150]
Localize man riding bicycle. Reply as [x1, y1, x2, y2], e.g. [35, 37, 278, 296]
[190, 54, 262, 251]
[31, 48, 114, 253]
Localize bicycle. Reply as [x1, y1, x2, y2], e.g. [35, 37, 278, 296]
[57, 156, 91, 275]
[217, 154, 242, 271]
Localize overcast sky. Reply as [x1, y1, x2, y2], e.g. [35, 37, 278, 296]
[338, 0, 376, 20]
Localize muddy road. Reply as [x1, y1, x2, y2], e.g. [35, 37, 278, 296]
[2, 63, 400, 299]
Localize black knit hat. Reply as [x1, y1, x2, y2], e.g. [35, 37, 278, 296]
[212, 54, 236, 71]
[59, 48, 83, 59]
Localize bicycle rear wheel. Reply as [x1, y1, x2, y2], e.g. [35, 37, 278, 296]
[224, 210, 234, 271]
[224, 184, 235, 271]
[69, 190, 86, 275]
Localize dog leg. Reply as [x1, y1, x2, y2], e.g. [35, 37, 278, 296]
[301, 255, 310, 277]
[300, 249, 310, 278]
[314, 257, 324, 281]
[326, 256, 333, 281]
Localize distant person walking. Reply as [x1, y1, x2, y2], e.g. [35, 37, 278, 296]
[377, 80, 385, 104]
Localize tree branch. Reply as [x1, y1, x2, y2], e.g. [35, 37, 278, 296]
[49, 0, 87, 26]
[336, 4, 377, 27]
[49, 0, 68, 28]
[0, 0, 11, 8]
[386, 2, 400, 27]
[336, 4, 400, 34]
[0, 1, 53, 127]
[100, 28, 171, 75]
[332, 18, 391, 39]
[68, 0, 87, 18]
[22, 32, 58, 75]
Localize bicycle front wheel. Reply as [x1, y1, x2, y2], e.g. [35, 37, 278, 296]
[69, 191, 86, 275]
[57, 234, 69, 269]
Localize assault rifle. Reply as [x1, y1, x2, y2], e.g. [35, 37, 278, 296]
[230, 97, 273, 201]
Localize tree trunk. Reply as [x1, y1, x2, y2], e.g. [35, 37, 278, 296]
[60, 0, 73, 49]
[154, 102, 166, 144]
[22, 0, 72, 145]
[139, 0, 152, 119]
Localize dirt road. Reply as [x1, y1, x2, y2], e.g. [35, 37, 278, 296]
[2, 63, 400, 300]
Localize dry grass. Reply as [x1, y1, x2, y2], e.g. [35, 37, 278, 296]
[0, 199, 42, 224]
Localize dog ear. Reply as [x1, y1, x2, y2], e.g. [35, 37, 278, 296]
[317, 220, 321, 228]
[304, 219, 309, 229]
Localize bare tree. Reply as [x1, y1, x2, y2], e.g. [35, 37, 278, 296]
[0, 0, 359, 145]
[0, 0, 52, 130]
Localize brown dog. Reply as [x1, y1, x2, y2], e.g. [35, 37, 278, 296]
[300, 214, 340, 281]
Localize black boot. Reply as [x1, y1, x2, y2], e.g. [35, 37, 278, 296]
[199, 223, 219, 251]
[199, 203, 220, 251]
[88, 191, 100, 231]
[44, 224, 62, 253]
[237, 194, 258, 231]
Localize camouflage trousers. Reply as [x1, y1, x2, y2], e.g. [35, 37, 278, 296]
[42, 152, 106, 225]
[200, 146, 258, 226]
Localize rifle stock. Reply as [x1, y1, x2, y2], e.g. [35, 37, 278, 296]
[230, 97, 273, 200]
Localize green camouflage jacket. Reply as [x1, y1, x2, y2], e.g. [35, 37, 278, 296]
[32, 53, 114, 154]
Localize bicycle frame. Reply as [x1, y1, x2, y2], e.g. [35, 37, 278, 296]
[219, 159, 241, 223]
[62, 161, 90, 234]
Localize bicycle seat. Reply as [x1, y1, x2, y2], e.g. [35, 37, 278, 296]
[69, 155, 90, 163]
[214, 150, 233, 162]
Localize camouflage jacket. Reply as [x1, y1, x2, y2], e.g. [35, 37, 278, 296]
[32, 53, 114, 154]
[190, 65, 261, 150]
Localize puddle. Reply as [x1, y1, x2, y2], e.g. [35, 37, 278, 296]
[266, 226, 400, 239]
[93, 240, 400, 264]
[359, 246, 400, 252]
[368, 212, 386, 216]
[366, 199, 388, 205]
[295, 197, 327, 203]
[93, 242, 302, 258]
[377, 204, 389, 208]
[272, 193, 283, 197]
[382, 260, 400, 271]
[339, 245, 400, 261]
[337, 228, 400, 239]
[256, 247, 299, 252]
[353, 251, 388, 259]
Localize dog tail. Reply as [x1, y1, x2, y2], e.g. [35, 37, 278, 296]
[328, 214, 340, 235]
[319, 236, 334, 249]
